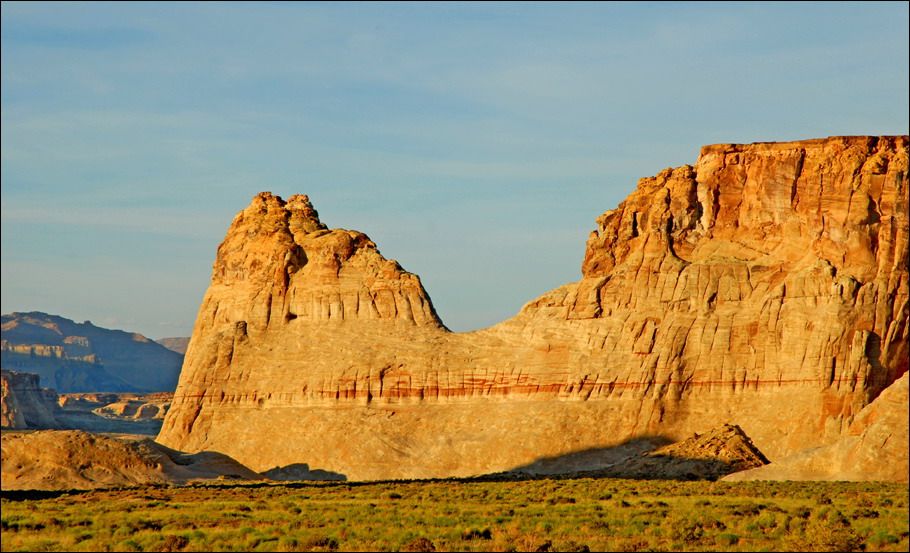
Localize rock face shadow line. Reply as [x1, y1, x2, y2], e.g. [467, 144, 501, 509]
[480, 435, 673, 480]
[489, 433, 763, 482]
[261, 463, 347, 482]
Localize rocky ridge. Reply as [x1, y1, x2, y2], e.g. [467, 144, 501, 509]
[1, 373, 173, 433]
[156, 337, 191, 355]
[159, 136, 909, 481]
[1, 312, 183, 392]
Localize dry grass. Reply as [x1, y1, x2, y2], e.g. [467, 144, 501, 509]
[1, 478, 907, 552]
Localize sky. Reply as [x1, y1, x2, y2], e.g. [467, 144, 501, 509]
[2, 2, 908, 340]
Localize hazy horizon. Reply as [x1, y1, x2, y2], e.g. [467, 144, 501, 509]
[2, 2, 908, 340]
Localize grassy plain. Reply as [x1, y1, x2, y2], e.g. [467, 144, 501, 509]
[1, 478, 907, 552]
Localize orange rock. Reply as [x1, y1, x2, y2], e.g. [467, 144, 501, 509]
[724, 372, 908, 482]
[158, 136, 908, 481]
[1, 430, 262, 490]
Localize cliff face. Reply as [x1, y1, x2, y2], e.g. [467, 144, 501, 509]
[1, 370, 60, 429]
[158, 136, 908, 480]
[1, 312, 184, 392]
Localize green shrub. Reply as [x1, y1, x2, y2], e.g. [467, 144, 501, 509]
[301, 535, 339, 551]
[868, 530, 899, 547]
[400, 536, 436, 552]
[461, 528, 492, 540]
[157, 534, 190, 552]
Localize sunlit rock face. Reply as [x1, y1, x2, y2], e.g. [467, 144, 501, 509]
[158, 136, 909, 481]
[724, 372, 909, 483]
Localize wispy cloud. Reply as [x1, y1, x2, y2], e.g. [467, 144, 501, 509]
[1, 24, 154, 50]
[0, 204, 225, 239]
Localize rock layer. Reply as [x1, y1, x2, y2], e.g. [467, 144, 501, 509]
[159, 136, 909, 480]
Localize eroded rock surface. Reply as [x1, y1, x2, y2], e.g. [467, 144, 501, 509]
[1, 370, 60, 429]
[159, 136, 909, 481]
[53, 392, 172, 435]
[91, 393, 172, 421]
[724, 372, 909, 483]
[0, 430, 262, 490]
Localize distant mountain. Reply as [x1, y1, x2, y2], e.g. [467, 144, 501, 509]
[1, 312, 183, 393]
[155, 337, 190, 355]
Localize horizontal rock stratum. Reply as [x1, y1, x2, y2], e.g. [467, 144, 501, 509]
[158, 136, 909, 481]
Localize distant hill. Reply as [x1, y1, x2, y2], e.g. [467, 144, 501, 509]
[155, 337, 190, 355]
[1, 312, 183, 393]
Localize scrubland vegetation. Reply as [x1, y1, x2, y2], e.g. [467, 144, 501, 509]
[1, 478, 907, 552]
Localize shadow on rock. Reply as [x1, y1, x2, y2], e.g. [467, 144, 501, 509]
[262, 463, 347, 481]
[473, 435, 672, 482]
[487, 425, 769, 482]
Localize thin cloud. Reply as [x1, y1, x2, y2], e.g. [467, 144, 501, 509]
[0, 204, 225, 239]
[0, 24, 155, 50]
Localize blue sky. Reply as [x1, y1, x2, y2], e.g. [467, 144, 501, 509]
[2, 2, 908, 339]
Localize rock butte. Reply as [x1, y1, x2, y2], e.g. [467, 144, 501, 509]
[158, 136, 909, 481]
[1, 370, 60, 429]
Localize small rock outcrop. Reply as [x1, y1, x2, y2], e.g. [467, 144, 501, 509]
[724, 372, 909, 482]
[1, 370, 60, 429]
[91, 394, 171, 421]
[590, 424, 769, 480]
[159, 136, 908, 481]
[0, 430, 263, 491]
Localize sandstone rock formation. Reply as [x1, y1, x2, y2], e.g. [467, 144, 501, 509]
[0, 430, 262, 491]
[91, 393, 172, 421]
[1, 312, 183, 392]
[724, 372, 908, 483]
[53, 392, 172, 435]
[159, 136, 909, 481]
[1, 370, 61, 429]
[57, 392, 124, 411]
